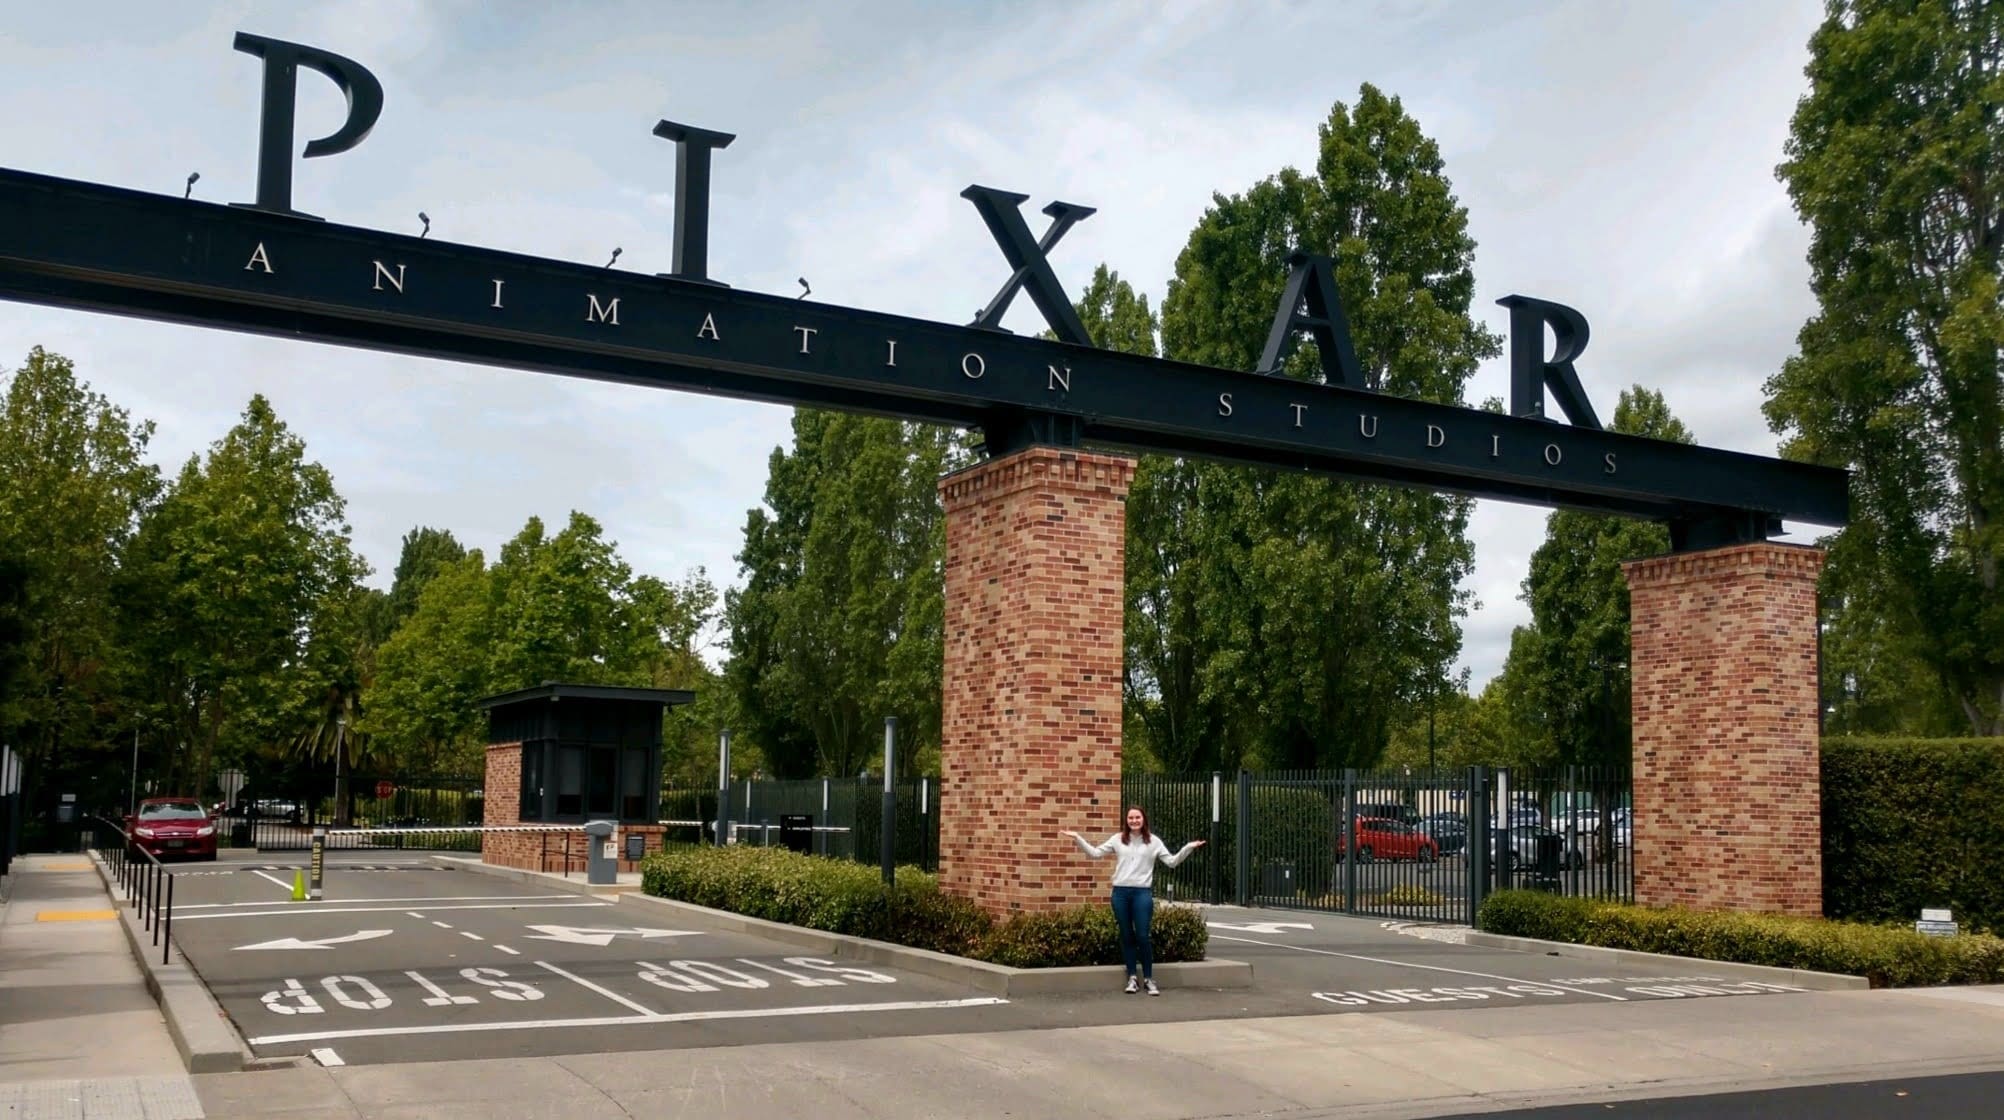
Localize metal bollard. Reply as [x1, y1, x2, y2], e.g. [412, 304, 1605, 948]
[163, 874, 173, 965]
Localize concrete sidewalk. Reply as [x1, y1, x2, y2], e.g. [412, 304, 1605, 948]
[0, 853, 203, 1119]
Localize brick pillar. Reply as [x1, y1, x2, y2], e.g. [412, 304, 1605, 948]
[1623, 542, 1825, 916]
[938, 447, 1134, 915]
[480, 742, 526, 869]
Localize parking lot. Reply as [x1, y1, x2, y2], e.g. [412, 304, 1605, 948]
[165, 853, 1815, 1068]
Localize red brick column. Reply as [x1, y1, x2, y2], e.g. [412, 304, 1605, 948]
[938, 447, 1134, 915]
[1623, 542, 1825, 916]
[480, 742, 528, 868]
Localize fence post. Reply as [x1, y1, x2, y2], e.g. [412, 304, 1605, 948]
[1208, 772, 1221, 905]
[1234, 769, 1251, 908]
[716, 729, 731, 847]
[819, 777, 830, 857]
[880, 718, 897, 887]
[1468, 766, 1490, 919]
[1342, 769, 1357, 913]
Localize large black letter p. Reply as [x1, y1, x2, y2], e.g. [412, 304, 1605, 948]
[232, 32, 385, 220]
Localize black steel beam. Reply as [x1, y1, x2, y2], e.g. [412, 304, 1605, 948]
[0, 168, 1848, 527]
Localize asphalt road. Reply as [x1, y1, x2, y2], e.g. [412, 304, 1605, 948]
[164, 854, 1808, 1068]
[1439, 1072, 2004, 1118]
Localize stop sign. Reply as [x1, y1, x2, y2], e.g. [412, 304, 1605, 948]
[375, 780, 395, 799]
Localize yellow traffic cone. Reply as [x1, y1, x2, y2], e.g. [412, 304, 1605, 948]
[291, 869, 306, 902]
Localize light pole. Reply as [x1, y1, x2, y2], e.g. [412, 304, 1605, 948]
[334, 714, 348, 828]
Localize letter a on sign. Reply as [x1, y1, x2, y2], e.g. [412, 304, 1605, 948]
[1258, 252, 1365, 389]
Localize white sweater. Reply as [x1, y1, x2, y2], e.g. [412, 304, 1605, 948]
[1072, 832, 1200, 888]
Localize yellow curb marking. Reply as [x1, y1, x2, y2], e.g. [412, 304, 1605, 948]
[35, 910, 117, 922]
[41, 861, 92, 870]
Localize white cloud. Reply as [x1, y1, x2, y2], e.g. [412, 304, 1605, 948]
[0, 0, 1829, 689]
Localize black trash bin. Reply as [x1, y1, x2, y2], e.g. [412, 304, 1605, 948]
[1259, 860, 1297, 900]
[779, 814, 813, 855]
[1528, 833, 1564, 891]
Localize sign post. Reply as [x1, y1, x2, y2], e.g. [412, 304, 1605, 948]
[309, 827, 326, 901]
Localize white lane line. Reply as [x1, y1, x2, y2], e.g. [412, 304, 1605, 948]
[246, 997, 1010, 1046]
[250, 869, 297, 893]
[310, 1047, 345, 1067]
[175, 901, 609, 921]
[178, 894, 580, 911]
[460, 931, 484, 941]
[406, 912, 426, 919]
[1206, 934, 1630, 1002]
[432, 921, 454, 929]
[495, 945, 520, 956]
[535, 960, 658, 1015]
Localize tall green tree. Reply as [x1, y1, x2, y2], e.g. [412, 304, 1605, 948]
[1148, 84, 1499, 771]
[1500, 387, 1691, 766]
[120, 395, 360, 797]
[1770, 0, 2004, 735]
[365, 550, 494, 773]
[0, 348, 159, 789]
[384, 526, 466, 634]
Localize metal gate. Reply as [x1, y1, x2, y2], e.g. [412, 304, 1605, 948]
[1124, 766, 1633, 925]
[229, 774, 486, 852]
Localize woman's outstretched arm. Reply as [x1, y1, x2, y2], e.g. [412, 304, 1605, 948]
[1060, 830, 1115, 857]
[1157, 837, 1206, 867]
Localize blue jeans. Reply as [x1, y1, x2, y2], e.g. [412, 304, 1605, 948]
[1111, 886, 1154, 979]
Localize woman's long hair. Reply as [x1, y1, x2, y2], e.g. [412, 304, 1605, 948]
[1121, 806, 1152, 845]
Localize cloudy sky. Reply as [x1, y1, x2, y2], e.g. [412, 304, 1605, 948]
[0, 0, 1827, 688]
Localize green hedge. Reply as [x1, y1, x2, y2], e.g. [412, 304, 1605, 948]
[640, 845, 1207, 968]
[1823, 737, 2004, 934]
[1477, 890, 2004, 988]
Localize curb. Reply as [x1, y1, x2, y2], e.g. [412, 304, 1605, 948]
[613, 891, 1254, 997]
[1461, 929, 1870, 991]
[432, 853, 636, 898]
[438, 852, 1253, 995]
[89, 853, 251, 1073]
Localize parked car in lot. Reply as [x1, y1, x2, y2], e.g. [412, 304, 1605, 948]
[125, 798, 219, 861]
[248, 798, 304, 823]
[1419, 812, 1468, 854]
[1337, 817, 1439, 863]
[1489, 824, 1586, 871]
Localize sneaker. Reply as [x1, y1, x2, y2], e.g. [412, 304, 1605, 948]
[1145, 979, 1161, 996]
[1124, 976, 1139, 994]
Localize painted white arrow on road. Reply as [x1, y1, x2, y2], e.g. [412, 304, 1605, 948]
[522, 925, 705, 947]
[234, 929, 394, 951]
[1206, 921, 1315, 934]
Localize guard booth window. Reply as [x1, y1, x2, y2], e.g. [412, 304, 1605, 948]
[587, 745, 617, 816]
[620, 747, 648, 819]
[554, 746, 584, 817]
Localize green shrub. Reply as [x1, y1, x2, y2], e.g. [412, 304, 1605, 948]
[1477, 889, 2004, 988]
[977, 902, 1208, 968]
[639, 845, 1207, 968]
[1822, 737, 2004, 935]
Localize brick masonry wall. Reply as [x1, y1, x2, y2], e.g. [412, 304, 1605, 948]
[480, 742, 666, 873]
[1624, 542, 1826, 917]
[938, 447, 1135, 915]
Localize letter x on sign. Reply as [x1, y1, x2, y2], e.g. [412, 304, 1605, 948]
[962, 185, 1095, 347]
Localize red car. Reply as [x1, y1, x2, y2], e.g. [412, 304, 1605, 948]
[1336, 816, 1439, 862]
[126, 798, 219, 861]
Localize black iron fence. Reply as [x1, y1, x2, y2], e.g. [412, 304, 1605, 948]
[229, 774, 486, 852]
[660, 776, 942, 872]
[89, 815, 177, 965]
[1125, 766, 1633, 925]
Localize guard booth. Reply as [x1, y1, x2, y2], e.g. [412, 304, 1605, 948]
[476, 683, 695, 874]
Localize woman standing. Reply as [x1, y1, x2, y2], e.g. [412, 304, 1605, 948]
[1061, 807, 1204, 995]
